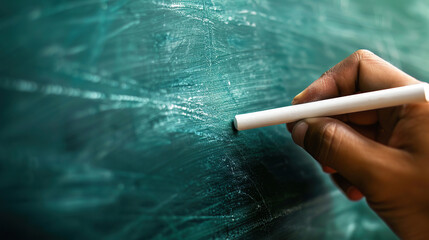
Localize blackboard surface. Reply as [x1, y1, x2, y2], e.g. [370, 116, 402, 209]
[1, 0, 428, 239]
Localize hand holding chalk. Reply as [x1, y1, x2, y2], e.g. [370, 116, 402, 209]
[288, 50, 429, 239]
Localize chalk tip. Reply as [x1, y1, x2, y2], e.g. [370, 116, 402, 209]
[233, 116, 239, 130]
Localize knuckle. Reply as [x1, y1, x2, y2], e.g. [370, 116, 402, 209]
[314, 122, 339, 166]
[353, 49, 375, 64]
[354, 49, 374, 58]
[320, 69, 332, 78]
[321, 123, 339, 165]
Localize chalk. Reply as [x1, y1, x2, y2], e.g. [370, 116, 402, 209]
[234, 83, 429, 131]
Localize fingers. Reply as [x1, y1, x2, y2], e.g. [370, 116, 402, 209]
[345, 110, 378, 125]
[322, 166, 336, 174]
[331, 173, 364, 201]
[292, 50, 420, 105]
[348, 123, 377, 140]
[287, 110, 377, 133]
[291, 117, 398, 194]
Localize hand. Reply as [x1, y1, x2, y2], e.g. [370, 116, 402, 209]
[287, 50, 429, 240]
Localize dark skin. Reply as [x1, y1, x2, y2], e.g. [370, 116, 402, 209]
[287, 50, 429, 240]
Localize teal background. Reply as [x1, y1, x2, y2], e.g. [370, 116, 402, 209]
[1, 0, 428, 239]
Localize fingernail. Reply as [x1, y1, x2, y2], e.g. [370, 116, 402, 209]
[292, 121, 308, 148]
[292, 89, 306, 104]
[347, 187, 363, 201]
[322, 166, 336, 174]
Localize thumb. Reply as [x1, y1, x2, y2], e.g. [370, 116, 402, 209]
[291, 117, 395, 194]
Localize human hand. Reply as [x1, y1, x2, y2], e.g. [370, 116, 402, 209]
[287, 50, 429, 240]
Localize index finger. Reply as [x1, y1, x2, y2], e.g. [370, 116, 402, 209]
[292, 49, 421, 104]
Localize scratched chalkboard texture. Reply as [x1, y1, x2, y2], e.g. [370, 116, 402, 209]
[1, 0, 429, 239]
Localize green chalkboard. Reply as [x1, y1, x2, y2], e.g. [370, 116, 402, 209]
[1, 0, 428, 239]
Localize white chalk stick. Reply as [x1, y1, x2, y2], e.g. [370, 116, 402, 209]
[234, 83, 429, 131]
